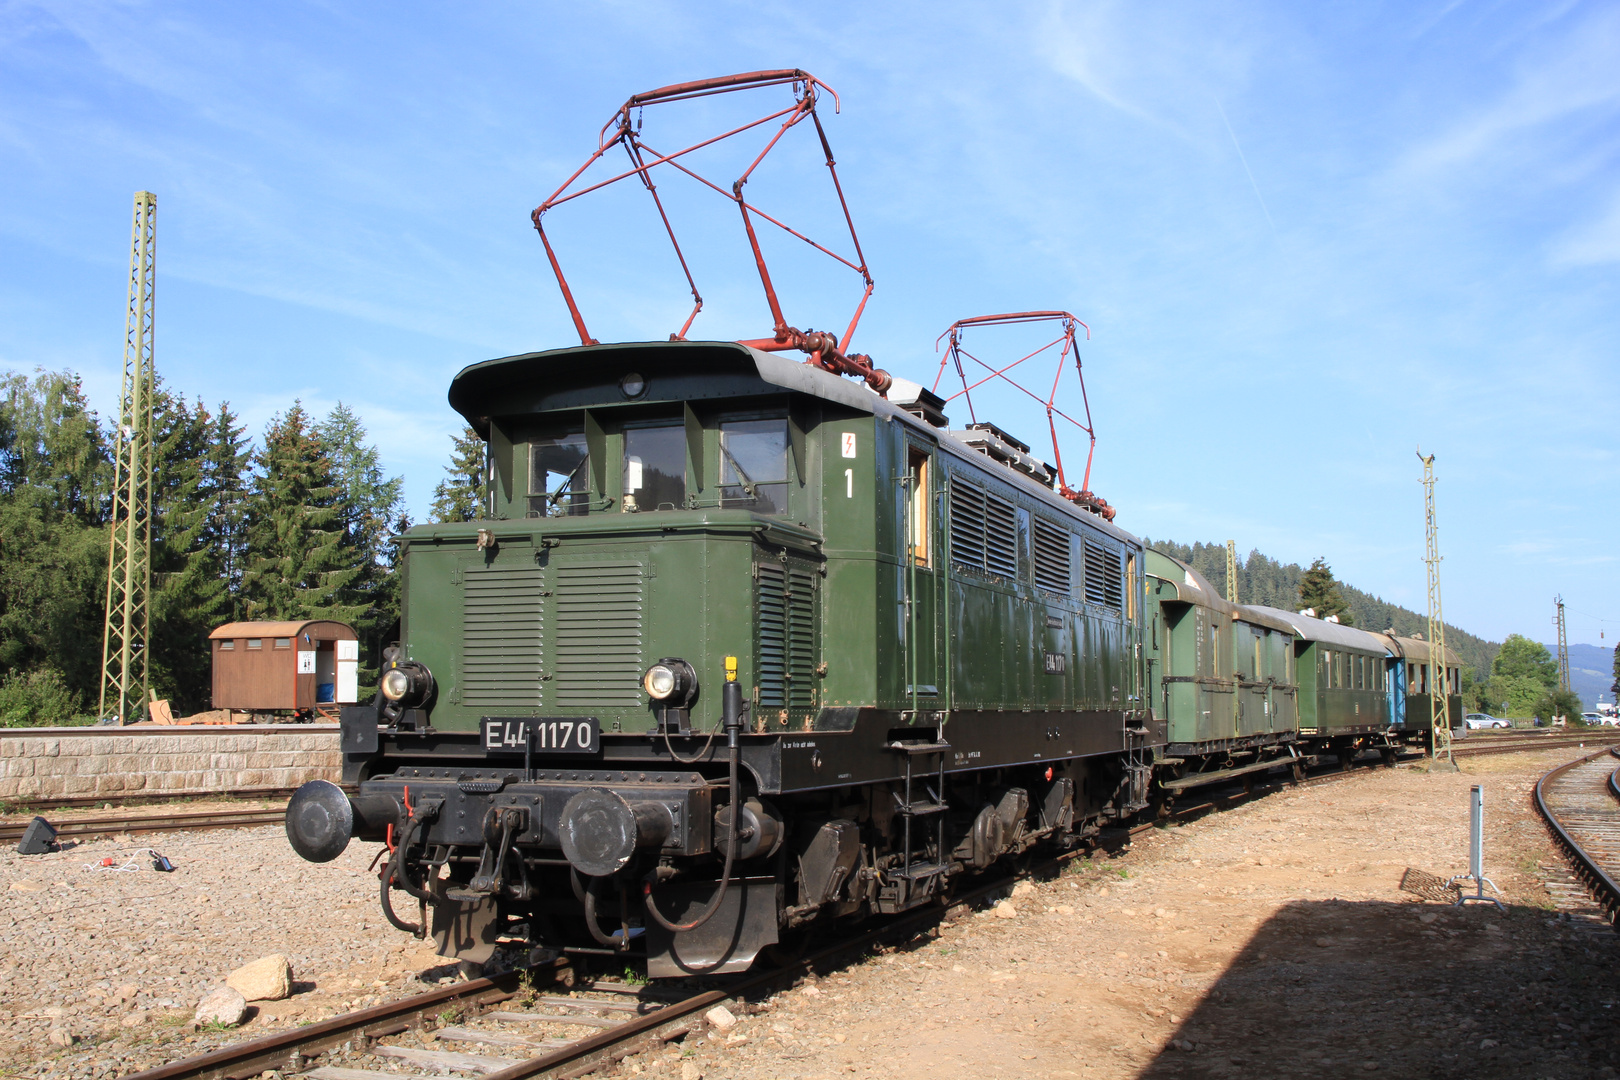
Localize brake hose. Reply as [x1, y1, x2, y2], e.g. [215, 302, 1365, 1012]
[643, 679, 745, 933]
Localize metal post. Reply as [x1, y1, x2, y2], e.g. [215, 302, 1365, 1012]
[1448, 784, 1503, 909]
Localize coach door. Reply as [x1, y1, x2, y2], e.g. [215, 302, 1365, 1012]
[902, 441, 941, 717]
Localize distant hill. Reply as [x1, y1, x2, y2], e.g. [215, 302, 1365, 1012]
[1146, 540, 1500, 680]
[1561, 643, 1617, 711]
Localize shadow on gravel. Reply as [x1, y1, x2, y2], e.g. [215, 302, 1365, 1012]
[1138, 898, 1620, 1080]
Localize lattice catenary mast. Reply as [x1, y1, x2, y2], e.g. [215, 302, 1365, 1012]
[1555, 595, 1570, 694]
[1225, 540, 1239, 606]
[99, 191, 156, 725]
[1417, 450, 1452, 767]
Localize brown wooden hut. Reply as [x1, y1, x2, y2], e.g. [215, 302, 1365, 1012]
[209, 621, 361, 713]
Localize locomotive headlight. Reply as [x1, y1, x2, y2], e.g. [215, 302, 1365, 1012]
[644, 665, 677, 700]
[381, 669, 412, 701]
[642, 658, 697, 707]
[378, 660, 434, 709]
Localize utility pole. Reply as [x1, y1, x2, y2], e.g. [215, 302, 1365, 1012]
[1225, 540, 1239, 606]
[1555, 595, 1570, 694]
[1418, 449, 1454, 769]
[99, 191, 156, 725]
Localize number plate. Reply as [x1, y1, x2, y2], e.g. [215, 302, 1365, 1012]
[481, 717, 600, 755]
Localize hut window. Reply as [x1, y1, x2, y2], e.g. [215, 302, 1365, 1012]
[623, 422, 685, 512]
[529, 431, 589, 518]
[219, 640, 234, 651]
[274, 638, 291, 649]
[720, 418, 790, 515]
[246, 639, 263, 650]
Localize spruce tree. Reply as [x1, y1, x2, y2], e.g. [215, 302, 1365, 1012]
[200, 403, 252, 619]
[316, 403, 405, 682]
[1298, 558, 1352, 624]
[0, 370, 109, 714]
[241, 404, 367, 626]
[430, 425, 487, 523]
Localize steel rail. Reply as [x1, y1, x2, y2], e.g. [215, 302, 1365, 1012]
[1533, 745, 1620, 931]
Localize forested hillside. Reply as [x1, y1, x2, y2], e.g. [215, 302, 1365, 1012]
[0, 368, 408, 724]
[1145, 540, 1501, 681]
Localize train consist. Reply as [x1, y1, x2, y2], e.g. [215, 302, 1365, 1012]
[283, 69, 1461, 977]
[284, 339, 1463, 976]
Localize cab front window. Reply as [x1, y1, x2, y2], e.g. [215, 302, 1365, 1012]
[718, 418, 789, 514]
[529, 432, 589, 517]
[623, 423, 686, 512]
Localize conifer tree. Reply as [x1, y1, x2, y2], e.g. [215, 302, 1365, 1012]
[241, 404, 367, 626]
[430, 425, 487, 523]
[1297, 558, 1352, 624]
[200, 403, 252, 618]
[316, 404, 405, 681]
[0, 370, 109, 713]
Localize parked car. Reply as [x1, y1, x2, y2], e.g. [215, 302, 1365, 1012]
[1581, 712, 1618, 727]
[1463, 713, 1512, 730]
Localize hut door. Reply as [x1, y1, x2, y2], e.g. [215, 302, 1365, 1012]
[902, 444, 940, 715]
[336, 640, 359, 703]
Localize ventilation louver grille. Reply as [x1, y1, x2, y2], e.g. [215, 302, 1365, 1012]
[1032, 518, 1070, 594]
[757, 562, 818, 711]
[949, 478, 986, 569]
[555, 562, 643, 707]
[462, 565, 543, 707]
[1083, 538, 1123, 609]
[949, 476, 1018, 579]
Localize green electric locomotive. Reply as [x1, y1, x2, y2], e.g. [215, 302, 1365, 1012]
[286, 339, 1159, 976]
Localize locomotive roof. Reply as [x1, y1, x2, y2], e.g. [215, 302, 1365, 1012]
[450, 339, 1141, 546]
[1245, 606, 1389, 653]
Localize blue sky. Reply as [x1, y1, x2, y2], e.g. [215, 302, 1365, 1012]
[1, 1, 1616, 650]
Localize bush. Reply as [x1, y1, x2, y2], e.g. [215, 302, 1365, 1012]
[0, 667, 85, 727]
[1532, 689, 1584, 727]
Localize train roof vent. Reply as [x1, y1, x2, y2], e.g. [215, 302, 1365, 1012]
[886, 377, 949, 428]
[949, 425, 1055, 488]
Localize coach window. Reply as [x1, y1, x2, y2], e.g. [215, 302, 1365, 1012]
[719, 418, 789, 514]
[530, 432, 589, 517]
[623, 422, 686, 512]
[905, 445, 930, 565]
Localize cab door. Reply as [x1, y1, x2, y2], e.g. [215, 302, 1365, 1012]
[901, 440, 940, 715]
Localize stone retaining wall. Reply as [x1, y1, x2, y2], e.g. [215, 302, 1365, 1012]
[0, 726, 341, 800]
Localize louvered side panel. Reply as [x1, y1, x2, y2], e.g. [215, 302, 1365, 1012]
[554, 563, 644, 707]
[984, 491, 1018, 578]
[949, 478, 986, 569]
[1083, 538, 1110, 606]
[756, 563, 787, 707]
[462, 566, 543, 707]
[787, 567, 818, 710]
[1033, 518, 1070, 594]
[1103, 549, 1124, 610]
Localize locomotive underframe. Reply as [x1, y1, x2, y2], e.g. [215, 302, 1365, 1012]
[338, 705, 1163, 976]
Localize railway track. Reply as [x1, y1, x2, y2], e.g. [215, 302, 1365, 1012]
[116, 747, 1423, 1080]
[3, 735, 1606, 846]
[1533, 745, 1620, 931]
[0, 806, 285, 844]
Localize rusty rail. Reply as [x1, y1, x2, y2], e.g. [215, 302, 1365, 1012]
[1533, 746, 1620, 931]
